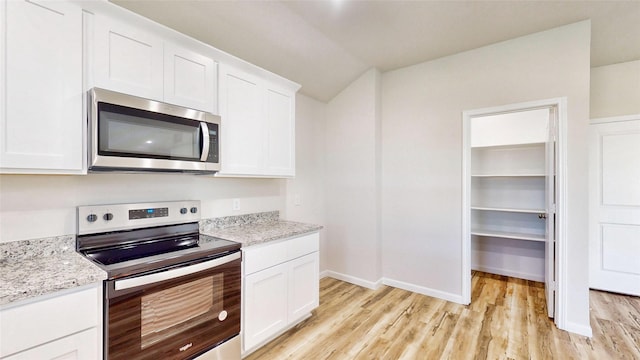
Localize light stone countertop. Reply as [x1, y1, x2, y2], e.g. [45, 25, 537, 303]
[200, 211, 322, 246]
[0, 235, 107, 307]
[0, 211, 320, 307]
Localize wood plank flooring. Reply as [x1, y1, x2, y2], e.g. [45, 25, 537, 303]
[245, 271, 640, 360]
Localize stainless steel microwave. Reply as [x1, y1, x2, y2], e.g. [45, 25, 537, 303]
[88, 88, 220, 173]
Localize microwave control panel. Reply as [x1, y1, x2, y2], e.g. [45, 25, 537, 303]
[207, 124, 219, 163]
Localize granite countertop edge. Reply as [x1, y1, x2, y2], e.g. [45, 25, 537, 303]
[1, 212, 322, 307]
[0, 235, 108, 307]
[201, 220, 323, 247]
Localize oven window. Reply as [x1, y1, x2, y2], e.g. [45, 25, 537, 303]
[140, 275, 223, 349]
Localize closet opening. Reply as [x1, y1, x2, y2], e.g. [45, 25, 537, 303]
[462, 98, 567, 329]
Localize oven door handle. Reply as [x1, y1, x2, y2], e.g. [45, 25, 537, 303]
[114, 252, 240, 291]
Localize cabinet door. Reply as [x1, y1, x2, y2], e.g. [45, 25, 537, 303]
[0, 0, 83, 173]
[243, 262, 288, 351]
[93, 14, 163, 101]
[0, 287, 100, 358]
[288, 252, 319, 322]
[265, 86, 295, 176]
[4, 328, 98, 360]
[218, 64, 265, 175]
[164, 43, 217, 113]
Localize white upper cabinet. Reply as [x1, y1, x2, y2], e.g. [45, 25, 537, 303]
[93, 14, 164, 101]
[218, 63, 296, 177]
[0, 0, 83, 173]
[92, 13, 217, 112]
[266, 86, 295, 176]
[164, 43, 217, 114]
[219, 65, 265, 174]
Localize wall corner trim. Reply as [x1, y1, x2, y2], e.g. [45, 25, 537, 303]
[323, 270, 383, 290]
[562, 321, 593, 338]
[382, 278, 464, 304]
[590, 113, 640, 125]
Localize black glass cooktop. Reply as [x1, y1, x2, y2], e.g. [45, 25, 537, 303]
[84, 235, 200, 265]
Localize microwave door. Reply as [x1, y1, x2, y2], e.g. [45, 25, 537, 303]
[88, 88, 220, 173]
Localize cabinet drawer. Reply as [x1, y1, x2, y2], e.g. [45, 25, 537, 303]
[3, 328, 98, 360]
[0, 287, 99, 358]
[244, 240, 288, 275]
[243, 232, 320, 275]
[287, 232, 319, 260]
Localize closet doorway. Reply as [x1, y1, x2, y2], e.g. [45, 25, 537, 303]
[462, 98, 567, 327]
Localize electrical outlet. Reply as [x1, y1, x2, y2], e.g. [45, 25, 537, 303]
[232, 199, 240, 211]
[294, 194, 302, 206]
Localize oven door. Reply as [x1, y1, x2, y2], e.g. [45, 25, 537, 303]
[105, 252, 241, 360]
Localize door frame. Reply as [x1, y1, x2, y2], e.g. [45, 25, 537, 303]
[461, 97, 568, 330]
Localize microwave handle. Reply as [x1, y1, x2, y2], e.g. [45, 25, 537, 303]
[200, 122, 210, 162]
[114, 252, 240, 291]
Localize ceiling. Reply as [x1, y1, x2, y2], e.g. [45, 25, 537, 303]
[112, 1, 640, 102]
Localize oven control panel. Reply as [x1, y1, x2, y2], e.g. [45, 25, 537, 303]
[129, 207, 169, 219]
[77, 201, 201, 235]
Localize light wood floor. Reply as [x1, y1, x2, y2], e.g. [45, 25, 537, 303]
[246, 271, 640, 360]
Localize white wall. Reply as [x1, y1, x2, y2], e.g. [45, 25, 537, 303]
[591, 60, 640, 118]
[0, 174, 284, 242]
[324, 68, 382, 285]
[381, 21, 591, 332]
[283, 94, 327, 271]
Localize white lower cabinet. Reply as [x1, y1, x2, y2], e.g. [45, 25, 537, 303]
[244, 262, 289, 348]
[3, 328, 97, 360]
[0, 286, 101, 359]
[242, 233, 319, 355]
[288, 253, 320, 321]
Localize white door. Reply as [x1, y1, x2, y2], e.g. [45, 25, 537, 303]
[589, 117, 640, 296]
[545, 107, 557, 318]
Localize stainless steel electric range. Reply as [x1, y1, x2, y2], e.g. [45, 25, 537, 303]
[76, 200, 241, 360]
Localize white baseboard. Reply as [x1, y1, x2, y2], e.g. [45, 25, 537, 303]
[322, 270, 382, 290]
[322, 270, 464, 304]
[382, 277, 464, 304]
[562, 321, 593, 338]
[472, 265, 544, 282]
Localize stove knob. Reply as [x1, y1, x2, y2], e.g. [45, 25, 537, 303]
[87, 214, 98, 222]
[180, 207, 188, 215]
[103, 213, 114, 221]
[190, 207, 198, 214]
